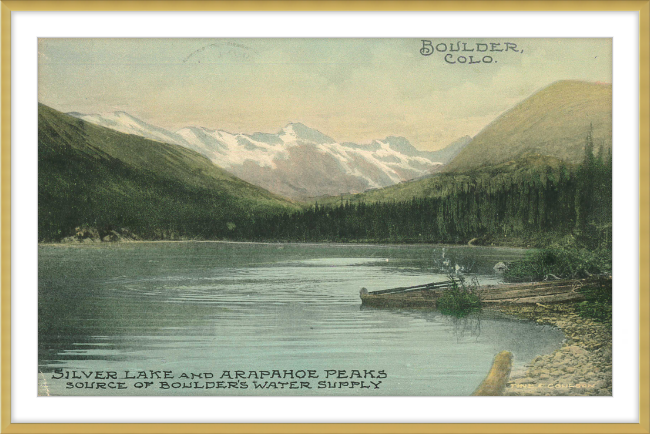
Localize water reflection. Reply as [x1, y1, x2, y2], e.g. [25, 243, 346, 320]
[39, 242, 560, 396]
[447, 313, 482, 343]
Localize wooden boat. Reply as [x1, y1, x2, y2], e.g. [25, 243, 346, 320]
[359, 276, 607, 309]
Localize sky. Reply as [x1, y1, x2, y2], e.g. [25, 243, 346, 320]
[38, 38, 612, 151]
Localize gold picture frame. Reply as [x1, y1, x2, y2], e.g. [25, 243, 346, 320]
[2, 1, 649, 433]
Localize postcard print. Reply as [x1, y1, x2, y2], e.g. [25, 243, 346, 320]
[37, 38, 612, 396]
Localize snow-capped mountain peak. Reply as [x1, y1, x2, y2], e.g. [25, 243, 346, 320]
[280, 122, 336, 145]
[69, 111, 185, 146]
[382, 136, 421, 156]
[69, 111, 468, 200]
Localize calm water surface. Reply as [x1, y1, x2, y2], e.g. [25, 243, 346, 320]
[38, 242, 564, 396]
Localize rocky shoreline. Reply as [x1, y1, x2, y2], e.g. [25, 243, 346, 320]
[495, 303, 612, 396]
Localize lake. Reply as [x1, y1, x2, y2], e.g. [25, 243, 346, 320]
[38, 242, 564, 396]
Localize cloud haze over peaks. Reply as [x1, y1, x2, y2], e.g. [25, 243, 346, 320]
[39, 38, 612, 151]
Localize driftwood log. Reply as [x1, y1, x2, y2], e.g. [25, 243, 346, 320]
[472, 351, 513, 396]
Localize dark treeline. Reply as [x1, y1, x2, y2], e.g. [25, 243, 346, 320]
[42, 127, 612, 249]
[232, 135, 612, 249]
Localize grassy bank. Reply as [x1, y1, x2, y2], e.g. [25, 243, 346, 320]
[503, 246, 612, 324]
[504, 247, 611, 282]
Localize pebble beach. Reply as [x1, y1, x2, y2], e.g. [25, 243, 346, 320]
[496, 303, 612, 396]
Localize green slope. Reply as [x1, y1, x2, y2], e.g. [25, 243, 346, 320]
[38, 103, 298, 241]
[310, 154, 572, 206]
[444, 80, 612, 172]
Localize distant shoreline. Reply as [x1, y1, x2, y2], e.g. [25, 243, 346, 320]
[38, 239, 531, 250]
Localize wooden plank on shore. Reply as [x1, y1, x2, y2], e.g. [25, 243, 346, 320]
[478, 285, 578, 300]
[361, 276, 603, 307]
[480, 281, 580, 291]
[481, 291, 584, 305]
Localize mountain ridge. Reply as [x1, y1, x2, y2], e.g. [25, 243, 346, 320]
[69, 111, 469, 200]
[444, 80, 612, 173]
[39, 103, 297, 242]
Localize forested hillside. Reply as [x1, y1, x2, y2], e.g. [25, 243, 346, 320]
[242, 134, 611, 248]
[38, 104, 298, 242]
[39, 102, 611, 249]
